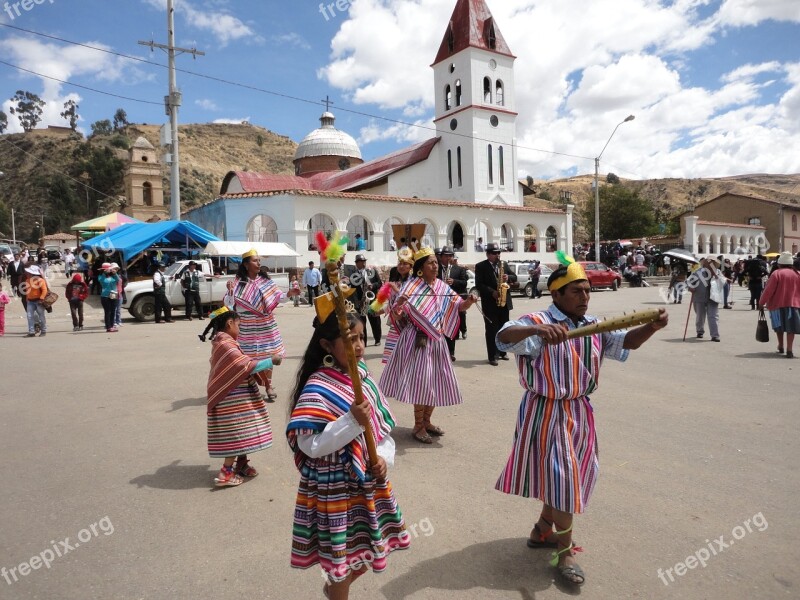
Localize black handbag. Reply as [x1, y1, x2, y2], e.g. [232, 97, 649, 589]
[756, 309, 770, 343]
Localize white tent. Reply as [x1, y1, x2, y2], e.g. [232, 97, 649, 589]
[203, 241, 300, 257]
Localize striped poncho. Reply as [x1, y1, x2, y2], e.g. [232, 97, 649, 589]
[380, 277, 465, 406]
[286, 363, 409, 581]
[206, 332, 272, 458]
[494, 304, 629, 514]
[230, 276, 285, 360]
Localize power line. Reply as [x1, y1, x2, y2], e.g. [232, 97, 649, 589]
[0, 22, 594, 163]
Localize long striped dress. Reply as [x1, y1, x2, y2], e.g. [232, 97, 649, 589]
[286, 363, 409, 582]
[207, 332, 272, 458]
[494, 305, 629, 514]
[380, 277, 465, 406]
[381, 283, 406, 364]
[230, 276, 285, 360]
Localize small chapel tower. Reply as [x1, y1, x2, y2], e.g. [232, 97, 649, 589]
[432, 0, 520, 206]
[123, 136, 168, 222]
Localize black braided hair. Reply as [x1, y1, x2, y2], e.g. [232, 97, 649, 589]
[288, 311, 360, 417]
[198, 310, 239, 342]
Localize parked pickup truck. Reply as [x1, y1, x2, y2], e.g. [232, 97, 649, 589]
[123, 258, 291, 322]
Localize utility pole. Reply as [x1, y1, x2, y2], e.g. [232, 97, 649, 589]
[139, 0, 205, 221]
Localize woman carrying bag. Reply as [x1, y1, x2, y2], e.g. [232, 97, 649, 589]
[759, 252, 800, 358]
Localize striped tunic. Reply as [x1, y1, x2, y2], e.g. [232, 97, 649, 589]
[381, 286, 404, 365]
[380, 278, 465, 407]
[494, 305, 628, 514]
[230, 276, 285, 360]
[207, 333, 272, 458]
[286, 364, 409, 582]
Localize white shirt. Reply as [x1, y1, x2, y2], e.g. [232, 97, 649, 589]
[296, 411, 396, 467]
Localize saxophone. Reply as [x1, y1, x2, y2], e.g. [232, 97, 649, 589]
[497, 259, 510, 307]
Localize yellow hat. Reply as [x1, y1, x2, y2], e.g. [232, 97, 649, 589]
[209, 306, 230, 320]
[314, 285, 357, 323]
[397, 247, 414, 265]
[242, 248, 259, 260]
[413, 247, 435, 263]
[548, 252, 588, 292]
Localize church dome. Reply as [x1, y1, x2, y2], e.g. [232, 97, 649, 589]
[294, 112, 362, 161]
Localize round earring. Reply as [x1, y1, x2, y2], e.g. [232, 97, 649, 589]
[323, 354, 335, 367]
[417, 270, 423, 277]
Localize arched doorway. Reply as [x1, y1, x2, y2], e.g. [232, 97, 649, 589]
[383, 217, 403, 250]
[307, 214, 337, 250]
[247, 214, 278, 242]
[346, 215, 371, 251]
[524, 225, 538, 252]
[447, 221, 465, 251]
[546, 226, 558, 252]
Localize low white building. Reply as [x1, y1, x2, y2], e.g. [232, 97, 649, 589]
[682, 215, 768, 256]
[184, 0, 572, 268]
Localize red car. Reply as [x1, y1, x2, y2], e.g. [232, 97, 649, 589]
[578, 262, 621, 291]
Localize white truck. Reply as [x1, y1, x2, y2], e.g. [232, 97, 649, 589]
[123, 258, 290, 322]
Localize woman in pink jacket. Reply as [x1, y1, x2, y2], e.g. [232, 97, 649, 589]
[759, 252, 800, 358]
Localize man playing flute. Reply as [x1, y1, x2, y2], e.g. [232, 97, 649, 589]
[494, 254, 668, 586]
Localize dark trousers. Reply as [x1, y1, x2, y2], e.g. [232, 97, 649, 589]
[748, 279, 763, 308]
[154, 292, 172, 322]
[484, 309, 509, 360]
[307, 285, 320, 305]
[360, 314, 382, 344]
[446, 333, 457, 357]
[69, 300, 84, 327]
[185, 290, 202, 318]
[101, 296, 116, 330]
[459, 310, 467, 336]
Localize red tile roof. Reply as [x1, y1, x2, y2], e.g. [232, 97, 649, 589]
[432, 0, 515, 66]
[218, 188, 566, 215]
[222, 172, 314, 193]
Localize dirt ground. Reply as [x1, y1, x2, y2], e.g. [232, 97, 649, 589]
[0, 277, 797, 599]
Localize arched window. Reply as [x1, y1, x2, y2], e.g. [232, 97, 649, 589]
[455, 80, 462, 107]
[486, 19, 496, 49]
[524, 225, 538, 252]
[498, 146, 505, 186]
[483, 77, 492, 103]
[307, 214, 336, 250]
[546, 226, 558, 252]
[487, 145, 493, 185]
[448, 221, 465, 251]
[447, 26, 454, 53]
[142, 181, 153, 206]
[346, 216, 371, 251]
[445, 85, 452, 111]
[383, 217, 403, 251]
[447, 149, 453, 189]
[496, 80, 504, 106]
[247, 214, 278, 243]
[793, 214, 798, 231]
[457, 147, 462, 187]
[500, 224, 514, 251]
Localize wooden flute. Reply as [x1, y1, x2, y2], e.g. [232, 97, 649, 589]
[565, 309, 662, 340]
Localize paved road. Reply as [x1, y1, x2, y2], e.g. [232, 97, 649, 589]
[0, 279, 797, 599]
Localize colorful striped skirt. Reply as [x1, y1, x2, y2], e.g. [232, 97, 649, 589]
[770, 307, 800, 334]
[381, 324, 399, 364]
[379, 326, 463, 406]
[207, 380, 273, 458]
[495, 392, 598, 514]
[290, 458, 409, 582]
[237, 310, 285, 360]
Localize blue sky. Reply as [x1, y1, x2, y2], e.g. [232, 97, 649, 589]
[1, 0, 799, 181]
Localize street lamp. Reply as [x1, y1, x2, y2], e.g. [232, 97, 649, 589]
[594, 115, 635, 263]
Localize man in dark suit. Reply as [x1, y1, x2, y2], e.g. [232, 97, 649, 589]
[475, 242, 517, 366]
[353, 254, 383, 345]
[438, 246, 468, 360]
[7, 253, 25, 296]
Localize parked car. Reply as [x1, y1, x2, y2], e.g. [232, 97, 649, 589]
[523, 263, 554, 298]
[578, 261, 621, 291]
[0, 244, 12, 262]
[45, 245, 62, 263]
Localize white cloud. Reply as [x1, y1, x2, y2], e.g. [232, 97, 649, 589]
[141, 0, 261, 46]
[271, 33, 311, 51]
[318, 0, 800, 178]
[358, 119, 433, 145]
[212, 117, 251, 124]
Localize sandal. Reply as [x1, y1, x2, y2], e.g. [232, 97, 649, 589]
[527, 520, 557, 548]
[413, 429, 433, 444]
[550, 526, 585, 586]
[267, 387, 278, 400]
[425, 424, 445, 436]
[214, 465, 243, 487]
[235, 458, 258, 478]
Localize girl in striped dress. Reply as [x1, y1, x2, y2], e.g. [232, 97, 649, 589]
[202, 308, 282, 487]
[494, 259, 667, 586]
[225, 249, 285, 400]
[381, 252, 413, 365]
[287, 312, 409, 599]
[380, 247, 477, 444]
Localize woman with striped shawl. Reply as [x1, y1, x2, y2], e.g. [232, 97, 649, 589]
[202, 308, 282, 487]
[495, 257, 668, 586]
[380, 250, 414, 365]
[224, 249, 285, 400]
[287, 312, 408, 600]
[380, 247, 477, 444]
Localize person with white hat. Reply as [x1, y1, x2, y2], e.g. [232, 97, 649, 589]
[759, 252, 800, 358]
[24, 265, 48, 337]
[98, 262, 120, 333]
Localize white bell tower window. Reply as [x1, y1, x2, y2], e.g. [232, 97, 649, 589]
[483, 77, 492, 103]
[455, 80, 462, 107]
[488, 145, 494, 186]
[445, 85, 452, 111]
[496, 80, 504, 106]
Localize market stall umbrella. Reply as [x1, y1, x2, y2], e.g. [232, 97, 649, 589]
[764, 252, 780, 259]
[71, 212, 142, 233]
[664, 248, 699, 264]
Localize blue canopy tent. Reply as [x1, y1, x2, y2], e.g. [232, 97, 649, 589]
[82, 221, 220, 262]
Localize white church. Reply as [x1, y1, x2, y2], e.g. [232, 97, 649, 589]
[185, 0, 573, 267]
